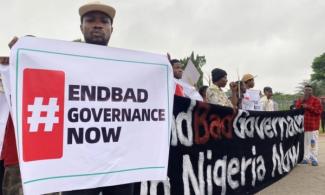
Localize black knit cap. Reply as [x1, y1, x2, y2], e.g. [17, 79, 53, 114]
[211, 68, 227, 82]
[263, 86, 272, 92]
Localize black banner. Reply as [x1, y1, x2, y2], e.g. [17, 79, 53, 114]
[138, 96, 304, 195]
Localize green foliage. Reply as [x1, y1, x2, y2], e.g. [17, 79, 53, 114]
[306, 52, 325, 96]
[180, 51, 206, 88]
[311, 80, 325, 96]
[311, 53, 325, 81]
[296, 52, 325, 97]
[295, 80, 310, 95]
[296, 79, 325, 96]
[272, 92, 300, 110]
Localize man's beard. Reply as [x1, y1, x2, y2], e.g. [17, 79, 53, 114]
[85, 36, 109, 46]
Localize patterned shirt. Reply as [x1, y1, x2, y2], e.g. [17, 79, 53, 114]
[296, 96, 323, 131]
[206, 84, 233, 108]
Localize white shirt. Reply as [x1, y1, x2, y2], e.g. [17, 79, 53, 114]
[175, 79, 203, 101]
[259, 96, 275, 111]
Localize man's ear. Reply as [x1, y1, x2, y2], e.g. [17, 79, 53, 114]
[80, 24, 83, 34]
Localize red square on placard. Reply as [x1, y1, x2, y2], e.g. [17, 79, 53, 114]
[22, 69, 65, 162]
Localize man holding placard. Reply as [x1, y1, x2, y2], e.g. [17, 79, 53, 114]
[5, 1, 137, 195]
[63, 2, 135, 195]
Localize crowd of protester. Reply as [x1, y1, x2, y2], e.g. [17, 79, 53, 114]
[171, 60, 279, 112]
[170, 55, 323, 170]
[0, 1, 324, 194]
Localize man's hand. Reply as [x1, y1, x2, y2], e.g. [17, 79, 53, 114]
[0, 57, 9, 65]
[8, 36, 19, 49]
[302, 104, 309, 109]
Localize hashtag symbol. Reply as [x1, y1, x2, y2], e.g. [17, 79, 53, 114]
[27, 97, 59, 132]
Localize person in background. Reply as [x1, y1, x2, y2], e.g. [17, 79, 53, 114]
[241, 73, 261, 110]
[170, 59, 185, 97]
[296, 85, 323, 166]
[242, 74, 255, 89]
[259, 86, 277, 111]
[170, 59, 183, 80]
[169, 57, 203, 101]
[206, 68, 237, 108]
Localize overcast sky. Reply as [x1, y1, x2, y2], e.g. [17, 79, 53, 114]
[1, 0, 325, 94]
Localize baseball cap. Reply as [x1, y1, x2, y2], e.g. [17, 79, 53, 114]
[79, 1, 116, 20]
[241, 74, 257, 82]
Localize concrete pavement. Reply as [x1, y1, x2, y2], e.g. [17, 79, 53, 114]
[257, 133, 325, 195]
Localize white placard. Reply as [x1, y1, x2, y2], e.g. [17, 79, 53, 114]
[10, 37, 173, 195]
[242, 89, 261, 111]
[181, 59, 200, 86]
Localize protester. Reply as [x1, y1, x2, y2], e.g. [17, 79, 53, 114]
[242, 73, 255, 89]
[199, 85, 208, 102]
[169, 58, 204, 100]
[241, 73, 261, 110]
[296, 85, 323, 166]
[170, 59, 183, 80]
[5, 1, 134, 194]
[259, 86, 277, 111]
[62, 2, 134, 194]
[170, 59, 185, 97]
[206, 68, 237, 108]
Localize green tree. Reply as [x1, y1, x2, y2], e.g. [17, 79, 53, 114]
[272, 92, 300, 110]
[311, 53, 325, 81]
[296, 79, 325, 97]
[310, 52, 325, 96]
[296, 80, 310, 95]
[297, 53, 325, 97]
[180, 51, 206, 88]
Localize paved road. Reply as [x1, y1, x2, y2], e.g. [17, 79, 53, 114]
[257, 133, 325, 195]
